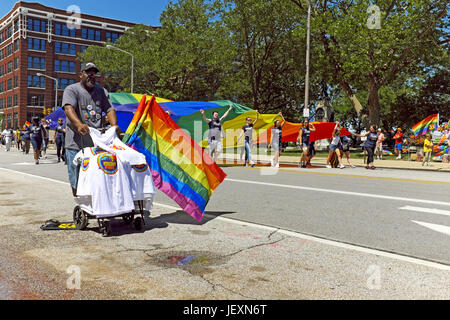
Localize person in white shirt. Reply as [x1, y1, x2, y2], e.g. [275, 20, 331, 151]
[376, 128, 385, 160]
[1, 128, 13, 152]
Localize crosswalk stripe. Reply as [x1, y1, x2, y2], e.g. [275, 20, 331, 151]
[411, 220, 450, 236]
[399, 206, 450, 217]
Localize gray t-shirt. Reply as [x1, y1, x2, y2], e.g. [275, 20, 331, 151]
[208, 119, 222, 141]
[62, 82, 114, 150]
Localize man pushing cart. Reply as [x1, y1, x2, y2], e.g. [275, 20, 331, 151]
[62, 62, 155, 236]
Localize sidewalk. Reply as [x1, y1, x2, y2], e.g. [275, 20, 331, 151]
[219, 152, 450, 172]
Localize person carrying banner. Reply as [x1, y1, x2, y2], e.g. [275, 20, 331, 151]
[200, 106, 233, 163]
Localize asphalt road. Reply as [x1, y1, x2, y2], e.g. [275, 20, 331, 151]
[1, 147, 449, 266]
[0, 146, 449, 302]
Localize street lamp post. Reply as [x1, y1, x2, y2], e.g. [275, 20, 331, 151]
[303, 0, 311, 119]
[106, 45, 134, 93]
[37, 73, 58, 112]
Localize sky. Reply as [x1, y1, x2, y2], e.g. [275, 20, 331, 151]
[0, 0, 173, 26]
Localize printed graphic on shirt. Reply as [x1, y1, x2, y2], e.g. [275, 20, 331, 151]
[132, 163, 148, 173]
[90, 147, 107, 156]
[82, 158, 90, 171]
[97, 153, 118, 175]
[110, 145, 126, 151]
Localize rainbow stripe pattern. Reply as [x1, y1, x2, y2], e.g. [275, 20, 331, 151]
[412, 114, 439, 137]
[122, 95, 227, 222]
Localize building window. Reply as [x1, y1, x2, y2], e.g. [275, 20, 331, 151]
[28, 57, 45, 70]
[28, 94, 45, 106]
[28, 38, 46, 51]
[7, 25, 13, 39]
[14, 75, 18, 88]
[27, 75, 45, 88]
[54, 23, 76, 37]
[14, 57, 19, 70]
[56, 78, 75, 89]
[55, 42, 76, 55]
[7, 61, 12, 73]
[13, 94, 18, 106]
[14, 39, 19, 52]
[54, 60, 75, 73]
[7, 78, 12, 91]
[27, 18, 47, 33]
[82, 28, 101, 41]
[7, 43, 12, 56]
[80, 45, 88, 53]
[7, 96, 12, 108]
[106, 32, 121, 43]
[14, 19, 19, 33]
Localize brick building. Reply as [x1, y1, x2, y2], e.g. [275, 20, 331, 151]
[0, 1, 147, 130]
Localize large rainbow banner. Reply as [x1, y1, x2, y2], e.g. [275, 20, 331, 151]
[122, 95, 227, 222]
[412, 114, 439, 137]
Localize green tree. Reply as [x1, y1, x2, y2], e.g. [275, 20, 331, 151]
[291, 0, 449, 127]
[222, 0, 309, 119]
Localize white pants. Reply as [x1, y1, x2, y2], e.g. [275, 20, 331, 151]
[4, 137, 11, 151]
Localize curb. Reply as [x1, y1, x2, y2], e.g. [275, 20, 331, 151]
[219, 156, 450, 173]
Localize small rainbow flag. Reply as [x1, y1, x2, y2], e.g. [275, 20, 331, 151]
[412, 114, 439, 137]
[25, 121, 31, 127]
[122, 95, 227, 222]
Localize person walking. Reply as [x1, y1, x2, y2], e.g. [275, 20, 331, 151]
[393, 128, 403, 159]
[237, 111, 259, 167]
[200, 106, 233, 163]
[53, 118, 66, 163]
[1, 128, 12, 152]
[29, 116, 46, 164]
[297, 119, 316, 168]
[353, 125, 378, 169]
[63, 62, 120, 197]
[40, 118, 50, 159]
[21, 124, 31, 154]
[339, 134, 355, 168]
[15, 128, 22, 150]
[422, 133, 433, 166]
[269, 112, 285, 168]
[376, 128, 385, 160]
[326, 122, 345, 169]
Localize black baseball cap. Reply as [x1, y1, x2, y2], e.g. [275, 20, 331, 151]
[81, 62, 99, 73]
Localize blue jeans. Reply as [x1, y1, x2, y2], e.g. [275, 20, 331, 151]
[244, 140, 252, 164]
[65, 148, 80, 189]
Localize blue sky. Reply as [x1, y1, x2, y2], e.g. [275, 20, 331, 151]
[0, 0, 173, 26]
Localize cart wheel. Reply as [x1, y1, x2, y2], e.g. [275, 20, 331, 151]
[102, 221, 111, 237]
[122, 214, 134, 225]
[73, 206, 88, 230]
[134, 217, 142, 231]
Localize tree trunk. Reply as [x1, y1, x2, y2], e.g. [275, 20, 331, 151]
[367, 76, 380, 127]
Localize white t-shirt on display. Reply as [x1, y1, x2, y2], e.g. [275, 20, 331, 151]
[73, 127, 156, 217]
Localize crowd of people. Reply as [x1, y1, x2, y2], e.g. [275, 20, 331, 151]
[0, 116, 66, 165]
[198, 109, 449, 170]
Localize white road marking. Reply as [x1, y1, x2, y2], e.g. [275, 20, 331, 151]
[412, 220, 450, 237]
[399, 206, 450, 217]
[225, 178, 450, 207]
[1, 167, 449, 271]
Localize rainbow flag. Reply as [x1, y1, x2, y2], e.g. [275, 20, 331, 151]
[25, 121, 31, 127]
[412, 114, 439, 137]
[122, 95, 227, 222]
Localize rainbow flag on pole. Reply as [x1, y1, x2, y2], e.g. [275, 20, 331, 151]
[412, 114, 439, 137]
[122, 95, 227, 222]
